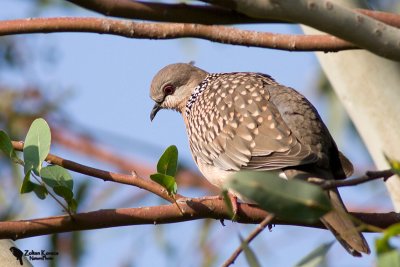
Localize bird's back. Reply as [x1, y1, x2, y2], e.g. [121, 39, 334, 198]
[267, 83, 353, 179]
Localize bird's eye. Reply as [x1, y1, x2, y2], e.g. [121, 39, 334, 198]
[163, 84, 175, 95]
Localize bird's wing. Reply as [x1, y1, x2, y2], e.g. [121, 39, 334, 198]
[186, 73, 318, 171]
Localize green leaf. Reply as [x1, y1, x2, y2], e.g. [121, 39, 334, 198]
[33, 184, 48, 200]
[20, 170, 48, 199]
[384, 154, 400, 176]
[295, 241, 335, 267]
[376, 223, 400, 254]
[150, 173, 177, 196]
[41, 165, 76, 212]
[20, 170, 34, 193]
[0, 130, 23, 164]
[151, 145, 179, 195]
[23, 118, 51, 175]
[157, 145, 178, 177]
[226, 171, 332, 223]
[377, 250, 400, 267]
[239, 235, 261, 267]
[53, 185, 74, 201]
[41, 165, 73, 190]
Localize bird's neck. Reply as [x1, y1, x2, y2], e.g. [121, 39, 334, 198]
[177, 98, 190, 114]
[183, 74, 213, 117]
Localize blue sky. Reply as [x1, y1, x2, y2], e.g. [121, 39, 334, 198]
[1, 1, 393, 266]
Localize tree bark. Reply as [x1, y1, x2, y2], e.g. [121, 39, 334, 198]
[207, 0, 400, 60]
[301, 0, 400, 211]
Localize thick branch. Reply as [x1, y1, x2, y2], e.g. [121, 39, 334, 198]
[11, 141, 177, 203]
[0, 198, 398, 240]
[7, 141, 398, 241]
[66, 0, 277, 24]
[66, 0, 400, 29]
[208, 0, 400, 61]
[0, 17, 357, 52]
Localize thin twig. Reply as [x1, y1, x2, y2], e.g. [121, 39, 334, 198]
[172, 195, 184, 215]
[222, 214, 275, 267]
[308, 169, 394, 190]
[52, 126, 215, 192]
[11, 141, 178, 203]
[31, 173, 73, 217]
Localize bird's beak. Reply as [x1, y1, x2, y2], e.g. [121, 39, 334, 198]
[150, 103, 161, 121]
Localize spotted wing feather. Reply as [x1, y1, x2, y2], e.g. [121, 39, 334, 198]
[186, 73, 318, 171]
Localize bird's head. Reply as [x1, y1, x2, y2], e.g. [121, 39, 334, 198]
[149, 63, 208, 121]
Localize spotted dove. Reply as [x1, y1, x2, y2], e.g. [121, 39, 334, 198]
[149, 63, 370, 256]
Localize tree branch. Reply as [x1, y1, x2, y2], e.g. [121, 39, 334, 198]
[206, 0, 400, 61]
[308, 169, 394, 189]
[11, 141, 177, 203]
[7, 141, 399, 242]
[0, 17, 357, 52]
[51, 126, 217, 193]
[65, 0, 400, 29]
[11, 137, 395, 210]
[65, 0, 278, 24]
[222, 214, 275, 267]
[0, 197, 398, 240]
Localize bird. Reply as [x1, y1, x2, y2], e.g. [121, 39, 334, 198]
[149, 63, 370, 256]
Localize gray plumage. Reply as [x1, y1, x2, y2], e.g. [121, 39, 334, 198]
[149, 63, 370, 256]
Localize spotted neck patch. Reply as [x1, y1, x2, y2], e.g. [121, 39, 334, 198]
[185, 74, 220, 116]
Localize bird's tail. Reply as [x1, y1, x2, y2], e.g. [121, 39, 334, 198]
[321, 189, 370, 256]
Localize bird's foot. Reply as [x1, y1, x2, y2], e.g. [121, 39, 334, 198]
[228, 193, 238, 220]
[221, 192, 238, 221]
[197, 193, 239, 220]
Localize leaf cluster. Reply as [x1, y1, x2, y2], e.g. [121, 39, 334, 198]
[0, 118, 77, 214]
[150, 145, 178, 196]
